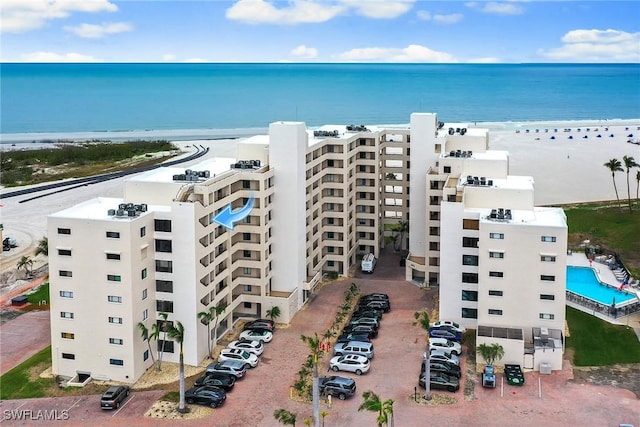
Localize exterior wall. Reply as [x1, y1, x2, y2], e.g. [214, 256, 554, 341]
[476, 335, 524, 367]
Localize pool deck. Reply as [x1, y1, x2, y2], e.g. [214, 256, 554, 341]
[567, 252, 640, 340]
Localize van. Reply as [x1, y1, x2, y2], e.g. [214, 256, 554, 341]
[333, 341, 374, 359]
[361, 253, 376, 273]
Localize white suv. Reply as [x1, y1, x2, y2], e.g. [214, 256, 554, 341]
[218, 348, 259, 368]
[429, 338, 462, 356]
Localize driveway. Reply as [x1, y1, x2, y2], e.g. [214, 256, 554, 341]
[0, 310, 51, 374]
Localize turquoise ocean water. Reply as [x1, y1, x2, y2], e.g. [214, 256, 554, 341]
[1, 63, 639, 138]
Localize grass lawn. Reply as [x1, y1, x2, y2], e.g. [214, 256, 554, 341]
[566, 306, 640, 366]
[0, 346, 54, 400]
[27, 282, 50, 304]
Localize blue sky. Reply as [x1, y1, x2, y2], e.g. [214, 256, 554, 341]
[1, 1, 639, 63]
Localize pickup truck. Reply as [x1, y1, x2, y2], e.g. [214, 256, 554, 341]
[504, 364, 525, 386]
[482, 365, 496, 388]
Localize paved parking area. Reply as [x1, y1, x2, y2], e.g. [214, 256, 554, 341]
[0, 310, 50, 374]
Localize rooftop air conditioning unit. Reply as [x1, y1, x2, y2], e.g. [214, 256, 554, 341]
[116, 209, 125, 216]
[128, 209, 136, 217]
[108, 209, 116, 216]
[540, 327, 549, 337]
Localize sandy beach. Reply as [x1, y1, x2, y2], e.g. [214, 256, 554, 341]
[1, 118, 639, 279]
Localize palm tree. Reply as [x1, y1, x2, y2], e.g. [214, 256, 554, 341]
[197, 309, 214, 359]
[358, 390, 394, 427]
[274, 408, 297, 426]
[604, 158, 623, 210]
[320, 411, 329, 427]
[393, 220, 409, 251]
[167, 321, 186, 413]
[636, 170, 640, 207]
[413, 310, 431, 400]
[210, 301, 227, 348]
[301, 333, 323, 427]
[153, 312, 169, 371]
[34, 236, 48, 257]
[137, 322, 157, 368]
[622, 155, 639, 212]
[266, 306, 281, 323]
[477, 343, 505, 366]
[16, 255, 34, 277]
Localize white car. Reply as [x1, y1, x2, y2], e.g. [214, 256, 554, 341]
[431, 320, 466, 334]
[218, 348, 259, 368]
[429, 338, 462, 356]
[227, 339, 264, 356]
[427, 350, 460, 366]
[239, 329, 273, 343]
[329, 354, 370, 375]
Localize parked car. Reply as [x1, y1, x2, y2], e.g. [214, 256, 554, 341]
[422, 360, 462, 378]
[432, 320, 466, 334]
[329, 354, 371, 375]
[193, 374, 236, 391]
[347, 316, 379, 330]
[358, 299, 390, 313]
[342, 324, 378, 338]
[428, 327, 462, 342]
[218, 348, 259, 368]
[206, 360, 247, 379]
[336, 332, 372, 344]
[243, 318, 275, 332]
[227, 339, 264, 356]
[318, 376, 357, 400]
[360, 293, 389, 302]
[185, 386, 226, 408]
[419, 372, 460, 392]
[429, 337, 462, 356]
[428, 349, 460, 366]
[333, 341, 374, 359]
[100, 385, 130, 410]
[482, 365, 496, 388]
[239, 329, 273, 343]
[351, 308, 383, 321]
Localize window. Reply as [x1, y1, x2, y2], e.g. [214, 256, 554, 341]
[158, 340, 174, 353]
[489, 233, 504, 239]
[57, 227, 71, 235]
[327, 232, 335, 239]
[244, 302, 252, 308]
[429, 227, 439, 236]
[540, 313, 555, 320]
[488, 309, 503, 316]
[109, 338, 123, 345]
[429, 242, 439, 251]
[461, 308, 477, 319]
[541, 236, 556, 243]
[59, 270, 72, 277]
[107, 274, 122, 282]
[154, 219, 172, 232]
[540, 294, 555, 300]
[140, 226, 146, 237]
[429, 211, 440, 220]
[327, 246, 335, 253]
[143, 309, 148, 321]
[540, 275, 556, 282]
[155, 260, 173, 273]
[108, 295, 122, 303]
[462, 255, 479, 266]
[156, 280, 173, 293]
[60, 312, 74, 319]
[540, 255, 556, 262]
[106, 231, 120, 238]
[141, 268, 147, 279]
[57, 249, 72, 256]
[109, 359, 124, 366]
[461, 273, 479, 283]
[62, 353, 75, 360]
[489, 271, 504, 277]
[243, 233, 251, 241]
[106, 253, 121, 260]
[443, 166, 451, 173]
[61, 332, 75, 339]
[243, 285, 252, 292]
[243, 250, 251, 258]
[462, 237, 479, 248]
[242, 180, 251, 189]
[142, 289, 148, 300]
[156, 300, 174, 313]
[462, 219, 479, 230]
[60, 291, 73, 298]
[327, 159, 334, 167]
[489, 290, 503, 296]
[108, 316, 123, 324]
[461, 290, 478, 301]
[243, 267, 252, 275]
[489, 251, 504, 259]
[144, 350, 149, 361]
[155, 239, 172, 253]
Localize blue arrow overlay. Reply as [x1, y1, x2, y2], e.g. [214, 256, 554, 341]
[212, 194, 254, 231]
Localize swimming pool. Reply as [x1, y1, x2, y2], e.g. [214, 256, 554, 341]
[566, 266, 637, 306]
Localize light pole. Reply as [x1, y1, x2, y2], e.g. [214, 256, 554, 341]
[423, 350, 431, 400]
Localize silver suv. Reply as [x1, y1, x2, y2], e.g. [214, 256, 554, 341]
[333, 341, 374, 359]
[318, 376, 356, 400]
[206, 360, 247, 379]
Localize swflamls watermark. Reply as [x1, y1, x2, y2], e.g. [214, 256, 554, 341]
[3, 409, 70, 421]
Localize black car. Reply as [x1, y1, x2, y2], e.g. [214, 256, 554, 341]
[422, 360, 462, 378]
[419, 372, 460, 392]
[193, 374, 236, 391]
[347, 317, 379, 331]
[318, 376, 357, 400]
[336, 332, 373, 344]
[428, 327, 462, 342]
[243, 318, 275, 333]
[100, 385, 130, 410]
[342, 324, 378, 338]
[358, 299, 390, 313]
[185, 386, 227, 408]
[360, 293, 389, 301]
[351, 309, 383, 321]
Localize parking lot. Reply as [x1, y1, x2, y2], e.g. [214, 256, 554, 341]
[2, 249, 639, 426]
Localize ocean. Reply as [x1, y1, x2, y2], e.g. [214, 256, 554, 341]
[1, 63, 639, 142]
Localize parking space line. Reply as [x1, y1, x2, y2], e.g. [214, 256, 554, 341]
[67, 398, 83, 411]
[112, 395, 134, 417]
[0, 402, 26, 424]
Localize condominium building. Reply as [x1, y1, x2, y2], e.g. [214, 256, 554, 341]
[48, 113, 566, 383]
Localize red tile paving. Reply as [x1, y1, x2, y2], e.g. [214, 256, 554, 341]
[0, 310, 51, 374]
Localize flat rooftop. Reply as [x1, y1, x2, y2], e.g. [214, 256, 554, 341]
[50, 197, 170, 221]
[128, 157, 236, 184]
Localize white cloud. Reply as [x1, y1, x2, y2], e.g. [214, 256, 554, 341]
[337, 44, 456, 62]
[416, 11, 431, 21]
[226, 0, 345, 24]
[184, 58, 209, 63]
[163, 54, 177, 61]
[20, 51, 100, 62]
[416, 11, 462, 25]
[290, 44, 319, 59]
[64, 22, 132, 38]
[342, 0, 415, 19]
[465, 2, 523, 15]
[538, 29, 640, 63]
[1, 0, 118, 33]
